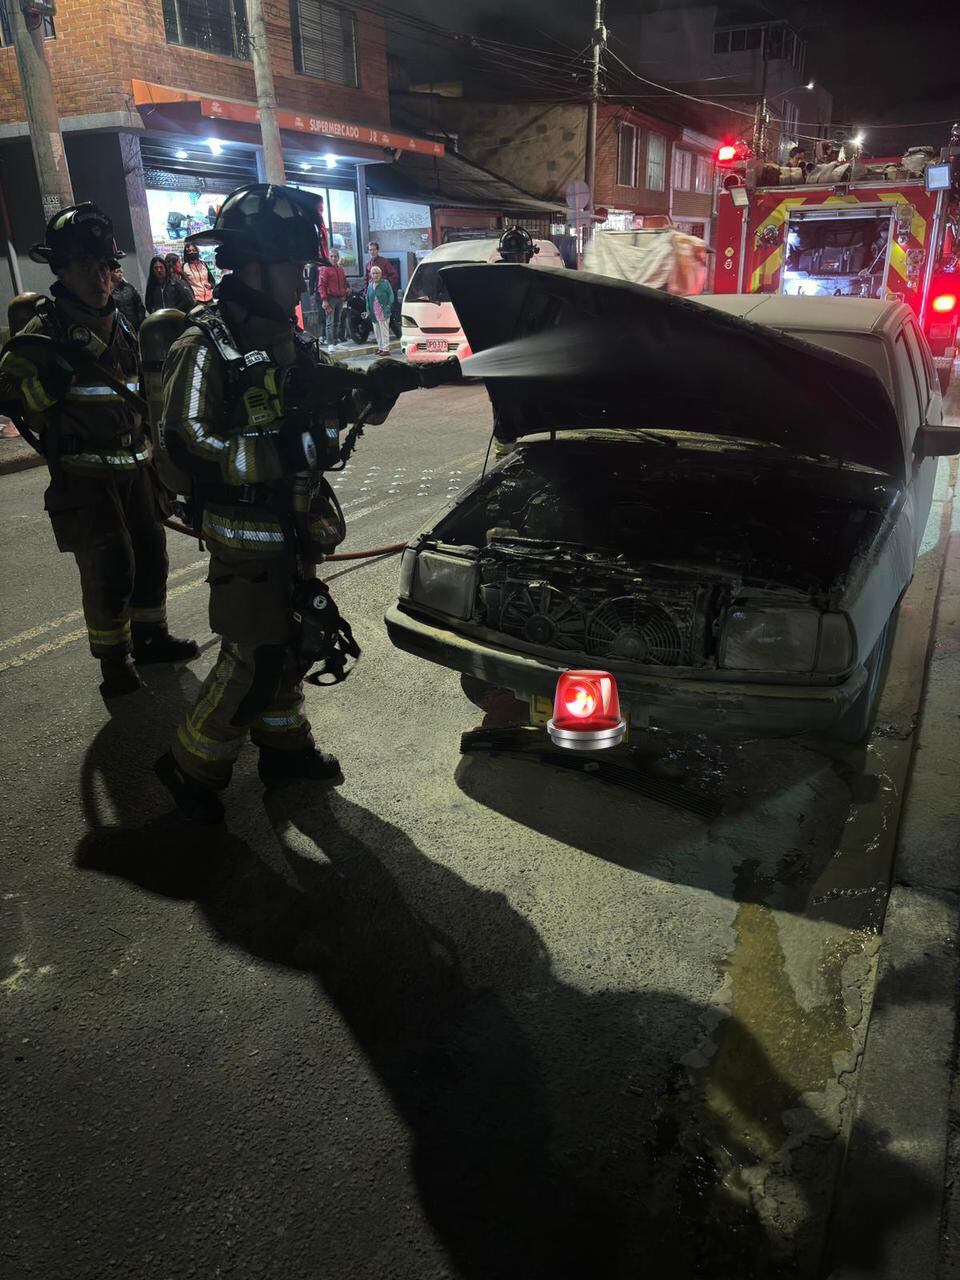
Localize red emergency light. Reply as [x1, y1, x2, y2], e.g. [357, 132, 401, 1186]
[547, 669, 626, 751]
[717, 144, 738, 164]
[932, 293, 957, 314]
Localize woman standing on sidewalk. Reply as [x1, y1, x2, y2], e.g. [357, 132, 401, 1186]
[366, 266, 394, 357]
[182, 244, 216, 304]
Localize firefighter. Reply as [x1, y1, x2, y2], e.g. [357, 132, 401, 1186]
[152, 183, 422, 824]
[0, 203, 197, 697]
[497, 224, 538, 265]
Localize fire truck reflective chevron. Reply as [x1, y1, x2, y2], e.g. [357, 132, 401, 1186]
[716, 154, 959, 357]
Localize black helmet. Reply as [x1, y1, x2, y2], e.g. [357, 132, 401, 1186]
[498, 224, 538, 264]
[186, 183, 329, 267]
[29, 203, 124, 271]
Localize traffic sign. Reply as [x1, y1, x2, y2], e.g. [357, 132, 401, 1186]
[565, 180, 591, 212]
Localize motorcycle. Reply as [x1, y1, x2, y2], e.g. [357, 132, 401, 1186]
[344, 286, 403, 345]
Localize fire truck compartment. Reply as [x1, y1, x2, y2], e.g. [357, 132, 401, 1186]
[782, 207, 893, 300]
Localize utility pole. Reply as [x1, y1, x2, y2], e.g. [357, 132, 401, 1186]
[9, 0, 74, 221]
[584, 0, 606, 199]
[246, 0, 285, 184]
[753, 26, 769, 162]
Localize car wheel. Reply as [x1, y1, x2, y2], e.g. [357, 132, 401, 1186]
[831, 621, 892, 744]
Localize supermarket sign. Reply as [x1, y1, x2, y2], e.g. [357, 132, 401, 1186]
[132, 81, 444, 157]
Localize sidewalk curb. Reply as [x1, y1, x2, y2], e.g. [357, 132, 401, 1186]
[825, 461, 960, 1279]
[0, 443, 44, 477]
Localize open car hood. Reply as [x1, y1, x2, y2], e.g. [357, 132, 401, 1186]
[444, 264, 906, 482]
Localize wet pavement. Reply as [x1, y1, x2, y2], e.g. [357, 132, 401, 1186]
[0, 384, 954, 1279]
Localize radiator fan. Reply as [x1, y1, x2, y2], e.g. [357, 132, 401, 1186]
[586, 597, 684, 665]
[499, 581, 587, 648]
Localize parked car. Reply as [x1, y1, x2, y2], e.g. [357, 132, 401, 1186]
[401, 237, 564, 365]
[386, 268, 960, 742]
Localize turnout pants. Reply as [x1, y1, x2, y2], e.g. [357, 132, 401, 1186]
[172, 548, 314, 788]
[43, 467, 169, 659]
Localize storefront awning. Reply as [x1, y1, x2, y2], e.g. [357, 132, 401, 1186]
[363, 149, 565, 215]
[131, 81, 443, 163]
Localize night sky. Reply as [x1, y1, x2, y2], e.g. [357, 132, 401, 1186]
[391, 0, 960, 152]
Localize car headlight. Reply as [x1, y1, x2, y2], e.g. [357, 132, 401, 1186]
[401, 314, 417, 329]
[406, 550, 478, 620]
[720, 607, 854, 674]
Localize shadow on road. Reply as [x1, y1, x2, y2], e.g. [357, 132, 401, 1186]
[71, 691, 934, 1279]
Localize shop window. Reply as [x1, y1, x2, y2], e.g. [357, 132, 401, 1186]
[694, 154, 713, 193]
[0, 0, 55, 43]
[646, 133, 666, 192]
[292, 0, 357, 87]
[672, 149, 692, 191]
[617, 122, 637, 187]
[161, 0, 249, 60]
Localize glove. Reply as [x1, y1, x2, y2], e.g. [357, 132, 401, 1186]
[365, 357, 421, 412]
[419, 357, 462, 389]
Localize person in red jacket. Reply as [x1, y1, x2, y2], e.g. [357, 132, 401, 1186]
[316, 247, 349, 346]
[364, 241, 400, 291]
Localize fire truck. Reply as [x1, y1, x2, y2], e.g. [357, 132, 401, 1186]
[714, 140, 960, 371]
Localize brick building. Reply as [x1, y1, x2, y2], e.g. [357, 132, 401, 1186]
[393, 94, 719, 251]
[0, 0, 441, 311]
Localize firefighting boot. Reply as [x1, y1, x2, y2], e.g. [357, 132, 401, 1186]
[257, 746, 344, 791]
[154, 751, 225, 825]
[99, 656, 142, 698]
[132, 624, 199, 666]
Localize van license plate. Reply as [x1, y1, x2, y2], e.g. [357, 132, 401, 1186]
[425, 339, 448, 352]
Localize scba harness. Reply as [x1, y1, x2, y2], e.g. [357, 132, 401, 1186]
[195, 305, 360, 686]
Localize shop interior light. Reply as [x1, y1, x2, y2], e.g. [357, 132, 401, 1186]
[547, 669, 626, 751]
[932, 293, 958, 313]
[325, 153, 337, 169]
[206, 137, 223, 156]
[175, 149, 189, 160]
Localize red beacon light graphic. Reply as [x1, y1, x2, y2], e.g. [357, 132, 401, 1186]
[547, 669, 626, 751]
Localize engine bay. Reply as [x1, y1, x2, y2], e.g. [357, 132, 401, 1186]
[429, 439, 892, 668]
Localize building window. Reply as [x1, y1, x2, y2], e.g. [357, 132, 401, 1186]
[646, 133, 666, 191]
[0, 1, 55, 43]
[694, 154, 713, 193]
[617, 122, 637, 187]
[714, 25, 763, 53]
[672, 149, 693, 191]
[161, 0, 249, 60]
[291, 1, 358, 87]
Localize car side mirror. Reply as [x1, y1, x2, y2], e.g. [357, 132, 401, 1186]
[915, 423, 960, 457]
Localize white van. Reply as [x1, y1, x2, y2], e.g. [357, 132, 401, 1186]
[401, 237, 564, 364]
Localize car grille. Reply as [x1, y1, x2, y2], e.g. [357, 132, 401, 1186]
[479, 550, 704, 667]
[417, 326, 460, 335]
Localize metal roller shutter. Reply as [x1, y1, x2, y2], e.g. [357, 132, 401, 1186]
[294, 1, 357, 87]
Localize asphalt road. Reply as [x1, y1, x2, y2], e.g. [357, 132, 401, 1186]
[0, 384, 946, 1279]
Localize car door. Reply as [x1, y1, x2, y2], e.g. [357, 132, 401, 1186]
[898, 317, 940, 560]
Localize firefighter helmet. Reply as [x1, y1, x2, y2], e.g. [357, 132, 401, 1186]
[186, 183, 330, 268]
[28, 204, 124, 271]
[498, 225, 538, 264]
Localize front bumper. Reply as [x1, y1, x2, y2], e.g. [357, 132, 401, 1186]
[385, 604, 868, 736]
[402, 339, 470, 365]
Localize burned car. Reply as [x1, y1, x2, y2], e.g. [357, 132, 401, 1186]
[386, 268, 960, 741]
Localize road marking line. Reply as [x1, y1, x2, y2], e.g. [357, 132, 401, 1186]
[0, 558, 207, 653]
[0, 574, 207, 675]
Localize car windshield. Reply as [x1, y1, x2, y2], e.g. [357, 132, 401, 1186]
[408, 261, 475, 304]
